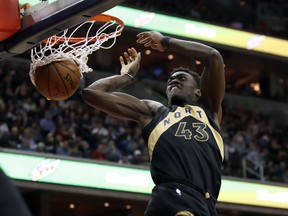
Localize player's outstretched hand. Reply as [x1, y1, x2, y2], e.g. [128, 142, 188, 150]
[136, 31, 166, 52]
[119, 47, 141, 77]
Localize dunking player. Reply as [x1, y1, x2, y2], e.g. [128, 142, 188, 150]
[82, 31, 225, 216]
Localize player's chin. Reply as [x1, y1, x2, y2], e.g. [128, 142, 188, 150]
[169, 88, 181, 96]
[167, 88, 181, 98]
[168, 88, 180, 97]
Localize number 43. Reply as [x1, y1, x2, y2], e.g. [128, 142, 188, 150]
[175, 122, 209, 142]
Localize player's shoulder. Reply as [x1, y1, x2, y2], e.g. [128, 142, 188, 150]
[138, 100, 164, 129]
[141, 99, 164, 114]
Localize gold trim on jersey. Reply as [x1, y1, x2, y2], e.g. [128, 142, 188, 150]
[147, 105, 224, 161]
[175, 211, 195, 216]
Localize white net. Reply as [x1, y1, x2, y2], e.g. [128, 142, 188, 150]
[29, 17, 122, 86]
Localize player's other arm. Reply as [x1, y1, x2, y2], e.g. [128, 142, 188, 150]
[82, 47, 162, 125]
[137, 31, 225, 125]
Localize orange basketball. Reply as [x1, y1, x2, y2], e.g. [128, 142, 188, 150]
[34, 60, 81, 101]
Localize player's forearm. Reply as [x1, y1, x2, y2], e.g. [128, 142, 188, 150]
[165, 37, 219, 64]
[83, 74, 133, 92]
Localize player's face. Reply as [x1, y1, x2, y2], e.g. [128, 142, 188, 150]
[166, 71, 200, 106]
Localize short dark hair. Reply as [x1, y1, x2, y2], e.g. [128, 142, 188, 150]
[170, 67, 200, 86]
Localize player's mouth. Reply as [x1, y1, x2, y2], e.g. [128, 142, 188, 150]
[169, 83, 181, 91]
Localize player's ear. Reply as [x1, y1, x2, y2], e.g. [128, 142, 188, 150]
[195, 89, 201, 99]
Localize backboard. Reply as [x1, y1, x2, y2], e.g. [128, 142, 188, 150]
[0, 0, 125, 60]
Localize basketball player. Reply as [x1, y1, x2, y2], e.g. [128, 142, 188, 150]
[82, 31, 225, 216]
[0, 168, 32, 216]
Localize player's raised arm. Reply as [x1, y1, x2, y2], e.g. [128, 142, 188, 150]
[137, 31, 225, 124]
[81, 47, 162, 125]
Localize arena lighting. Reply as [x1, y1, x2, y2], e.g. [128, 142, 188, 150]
[145, 49, 151, 55]
[104, 202, 110, 207]
[1, 151, 288, 210]
[240, 0, 246, 6]
[105, 6, 288, 59]
[168, 54, 174, 60]
[250, 82, 261, 95]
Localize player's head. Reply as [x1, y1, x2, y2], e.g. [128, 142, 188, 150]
[166, 67, 201, 106]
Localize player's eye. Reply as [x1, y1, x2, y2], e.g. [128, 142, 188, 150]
[179, 76, 186, 81]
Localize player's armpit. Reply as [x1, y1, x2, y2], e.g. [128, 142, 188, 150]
[82, 89, 154, 122]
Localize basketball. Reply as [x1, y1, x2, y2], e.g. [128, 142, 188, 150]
[33, 60, 81, 101]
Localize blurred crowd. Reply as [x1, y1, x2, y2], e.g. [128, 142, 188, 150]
[221, 100, 288, 183]
[124, 0, 288, 39]
[0, 60, 287, 184]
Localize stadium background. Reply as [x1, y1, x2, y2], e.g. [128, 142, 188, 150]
[0, 0, 288, 215]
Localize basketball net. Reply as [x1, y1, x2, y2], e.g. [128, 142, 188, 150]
[29, 14, 124, 86]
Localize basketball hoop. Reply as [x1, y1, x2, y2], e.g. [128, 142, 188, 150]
[29, 14, 124, 86]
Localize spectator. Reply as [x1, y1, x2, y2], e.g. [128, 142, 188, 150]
[106, 140, 122, 163]
[19, 128, 37, 151]
[37, 142, 46, 153]
[56, 140, 71, 156]
[39, 110, 55, 135]
[6, 126, 21, 148]
[91, 142, 107, 160]
[0, 116, 9, 138]
[129, 149, 144, 165]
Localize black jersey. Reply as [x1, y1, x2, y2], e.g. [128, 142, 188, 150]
[142, 101, 224, 199]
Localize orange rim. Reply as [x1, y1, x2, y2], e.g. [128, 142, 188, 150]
[43, 14, 124, 43]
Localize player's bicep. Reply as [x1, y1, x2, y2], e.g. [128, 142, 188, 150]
[200, 51, 225, 114]
[82, 89, 151, 121]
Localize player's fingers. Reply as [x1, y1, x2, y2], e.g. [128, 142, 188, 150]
[136, 32, 148, 38]
[131, 47, 137, 53]
[136, 34, 146, 41]
[136, 31, 152, 38]
[144, 41, 154, 47]
[137, 52, 141, 60]
[136, 38, 143, 43]
[142, 37, 152, 43]
[136, 35, 143, 43]
[128, 48, 137, 59]
[136, 36, 151, 44]
[119, 56, 125, 65]
[130, 47, 137, 53]
[124, 52, 131, 63]
[127, 49, 134, 59]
